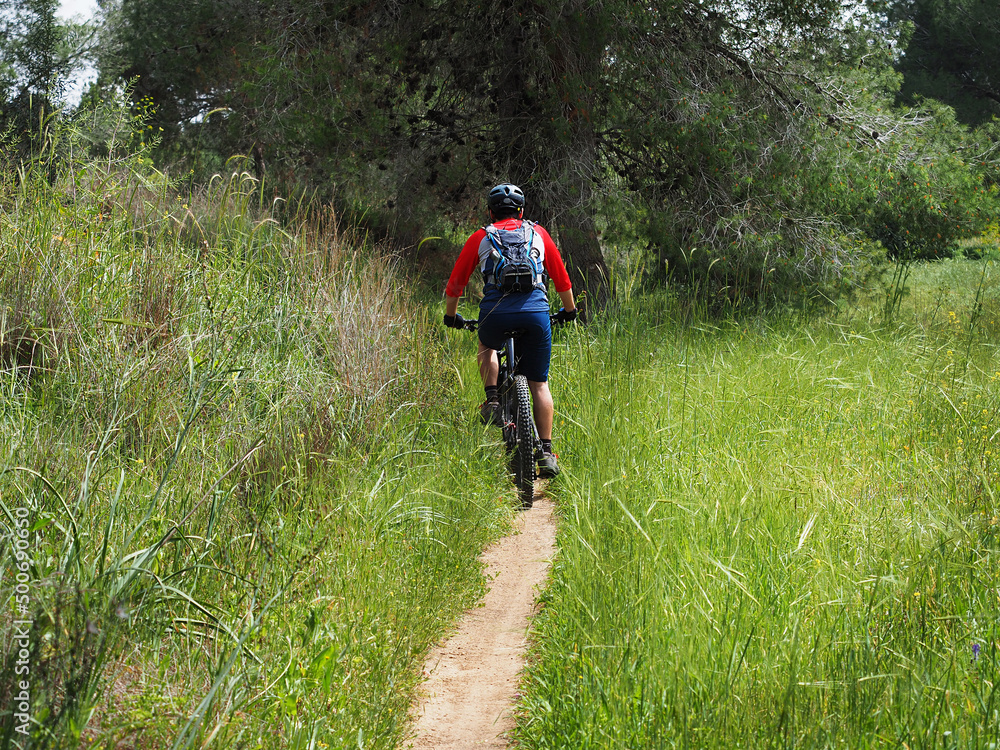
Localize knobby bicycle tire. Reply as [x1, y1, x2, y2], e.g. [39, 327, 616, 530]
[498, 373, 516, 453]
[511, 374, 536, 508]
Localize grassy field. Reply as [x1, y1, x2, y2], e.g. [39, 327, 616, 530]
[517, 260, 1000, 748]
[4, 106, 1000, 749]
[0, 112, 520, 749]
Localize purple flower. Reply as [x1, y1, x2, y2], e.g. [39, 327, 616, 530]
[972, 643, 981, 663]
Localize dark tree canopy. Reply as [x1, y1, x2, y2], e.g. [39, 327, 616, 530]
[99, 0, 1000, 307]
[893, 0, 1000, 125]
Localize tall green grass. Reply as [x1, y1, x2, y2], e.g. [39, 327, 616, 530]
[0, 102, 518, 748]
[7, 97, 1000, 749]
[518, 259, 1000, 748]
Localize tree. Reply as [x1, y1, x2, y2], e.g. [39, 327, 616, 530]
[103, 0, 994, 308]
[337, 0, 866, 306]
[0, 0, 97, 159]
[1, 0, 63, 153]
[892, 0, 1000, 125]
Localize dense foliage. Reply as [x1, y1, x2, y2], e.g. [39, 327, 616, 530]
[0, 2, 996, 301]
[0, 0, 94, 158]
[91, 0, 997, 306]
[892, 0, 1000, 125]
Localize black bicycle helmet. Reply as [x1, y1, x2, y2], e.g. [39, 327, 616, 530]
[487, 183, 526, 213]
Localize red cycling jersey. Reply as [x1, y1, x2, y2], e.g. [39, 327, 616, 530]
[445, 218, 572, 302]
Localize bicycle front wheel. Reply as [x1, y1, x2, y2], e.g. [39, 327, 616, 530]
[510, 374, 536, 508]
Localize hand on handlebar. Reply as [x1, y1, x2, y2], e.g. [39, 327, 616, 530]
[443, 313, 466, 329]
[445, 313, 478, 331]
[554, 307, 577, 324]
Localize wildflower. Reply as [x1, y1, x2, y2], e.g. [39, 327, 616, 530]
[972, 643, 981, 663]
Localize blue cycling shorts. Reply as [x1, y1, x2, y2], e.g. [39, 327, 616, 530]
[477, 308, 552, 382]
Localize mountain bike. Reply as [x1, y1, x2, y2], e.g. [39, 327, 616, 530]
[461, 315, 562, 509]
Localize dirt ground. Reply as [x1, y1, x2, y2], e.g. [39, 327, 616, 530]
[405, 494, 557, 749]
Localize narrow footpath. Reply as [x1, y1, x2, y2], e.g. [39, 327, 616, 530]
[406, 495, 557, 749]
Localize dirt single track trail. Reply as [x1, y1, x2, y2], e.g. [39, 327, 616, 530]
[406, 494, 557, 750]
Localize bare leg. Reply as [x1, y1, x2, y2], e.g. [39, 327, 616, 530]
[478, 342, 498, 388]
[527, 379, 554, 441]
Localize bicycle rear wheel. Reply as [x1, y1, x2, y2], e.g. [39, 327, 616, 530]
[510, 374, 536, 508]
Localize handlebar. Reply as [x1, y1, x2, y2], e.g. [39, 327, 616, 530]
[459, 313, 569, 332]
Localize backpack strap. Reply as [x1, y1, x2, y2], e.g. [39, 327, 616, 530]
[520, 221, 544, 290]
[483, 224, 505, 288]
[484, 223, 504, 253]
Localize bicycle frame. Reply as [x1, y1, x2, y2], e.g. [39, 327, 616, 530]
[461, 315, 562, 508]
[496, 334, 541, 448]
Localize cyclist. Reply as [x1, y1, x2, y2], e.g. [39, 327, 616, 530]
[443, 183, 577, 477]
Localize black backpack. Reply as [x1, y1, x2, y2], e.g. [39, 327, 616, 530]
[484, 221, 545, 294]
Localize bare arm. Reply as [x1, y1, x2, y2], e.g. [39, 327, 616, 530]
[557, 288, 576, 312]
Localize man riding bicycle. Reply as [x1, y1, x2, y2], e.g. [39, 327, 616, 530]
[443, 183, 577, 478]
